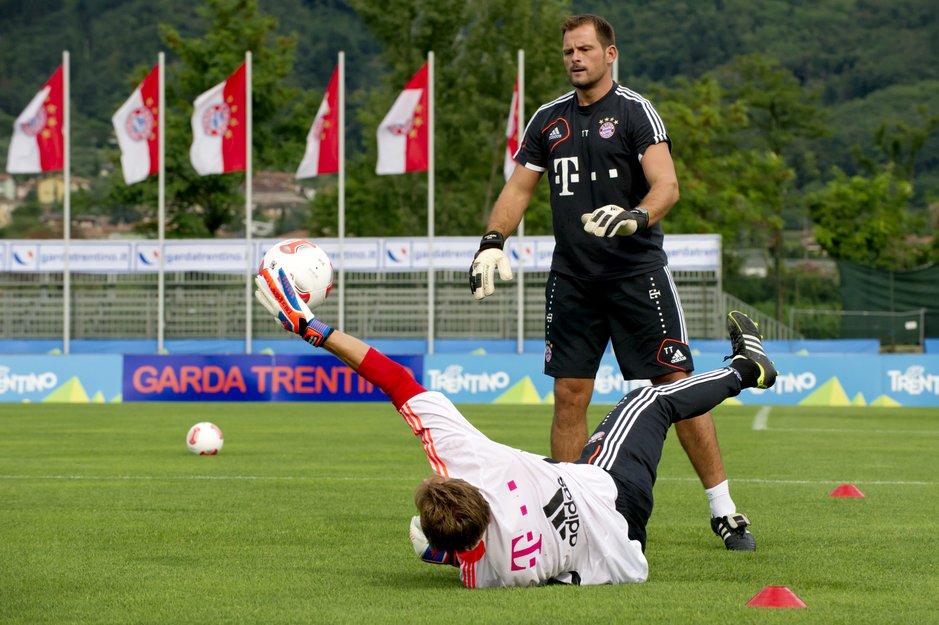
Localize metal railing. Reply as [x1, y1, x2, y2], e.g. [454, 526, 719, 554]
[789, 307, 926, 347]
[1, 269, 784, 344]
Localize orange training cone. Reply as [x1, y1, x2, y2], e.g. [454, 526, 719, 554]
[829, 484, 865, 498]
[746, 586, 807, 608]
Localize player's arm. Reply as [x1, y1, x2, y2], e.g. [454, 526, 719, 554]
[582, 142, 680, 237]
[470, 165, 541, 300]
[254, 267, 424, 408]
[636, 142, 680, 225]
[487, 165, 541, 237]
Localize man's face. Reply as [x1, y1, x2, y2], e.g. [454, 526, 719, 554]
[562, 24, 612, 91]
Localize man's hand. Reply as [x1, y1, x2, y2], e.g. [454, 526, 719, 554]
[254, 267, 334, 347]
[469, 231, 513, 300]
[409, 516, 458, 566]
[582, 205, 649, 237]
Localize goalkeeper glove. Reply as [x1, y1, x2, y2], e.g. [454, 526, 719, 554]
[469, 231, 513, 300]
[582, 205, 649, 237]
[254, 267, 334, 347]
[408, 516, 459, 567]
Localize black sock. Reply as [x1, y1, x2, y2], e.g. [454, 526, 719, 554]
[729, 357, 759, 388]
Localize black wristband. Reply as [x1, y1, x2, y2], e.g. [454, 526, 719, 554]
[478, 231, 505, 251]
[630, 207, 649, 231]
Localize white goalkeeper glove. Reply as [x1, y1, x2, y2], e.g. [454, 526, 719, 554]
[469, 231, 513, 300]
[254, 267, 334, 347]
[582, 205, 649, 237]
[408, 516, 458, 566]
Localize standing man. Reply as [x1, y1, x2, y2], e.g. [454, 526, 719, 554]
[469, 14, 754, 550]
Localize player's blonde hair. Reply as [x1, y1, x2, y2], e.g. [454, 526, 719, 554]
[414, 476, 490, 554]
[562, 14, 616, 49]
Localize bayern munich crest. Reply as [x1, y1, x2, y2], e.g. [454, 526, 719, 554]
[202, 103, 231, 137]
[20, 107, 48, 137]
[598, 120, 616, 139]
[125, 107, 155, 142]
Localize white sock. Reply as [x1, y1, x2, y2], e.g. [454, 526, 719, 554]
[705, 480, 736, 518]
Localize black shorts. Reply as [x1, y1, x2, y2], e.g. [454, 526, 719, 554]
[543, 267, 694, 380]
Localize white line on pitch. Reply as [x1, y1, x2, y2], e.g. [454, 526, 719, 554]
[752, 406, 771, 430]
[768, 427, 939, 436]
[0, 474, 410, 482]
[1, 474, 936, 486]
[657, 476, 935, 486]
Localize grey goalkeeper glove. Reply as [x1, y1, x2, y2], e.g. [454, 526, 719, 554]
[469, 231, 513, 300]
[582, 205, 649, 237]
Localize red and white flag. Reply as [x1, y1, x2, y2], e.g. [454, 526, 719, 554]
[190, 63, 247, 175]
[112, 64, 160, 185]
[504, 78, 520, 181]
[376, 63, 429, 175]
[6, 66, 64, 174]
[296, 65, 339, 178]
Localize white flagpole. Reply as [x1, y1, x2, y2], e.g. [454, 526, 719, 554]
[63, 50, 71, 355]
[427, 52, 435, 355]
[515, 49, 525, 355]
[245, 51, 254, 354]
[338, 51, 346, 332]
[157, 52, 166, 354]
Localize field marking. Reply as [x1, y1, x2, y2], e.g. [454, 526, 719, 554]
[657, 476, 935, 486]
[1, 474, 936, 486]
[0, 474, 410, 482]
[751, 407, 771, 430]
[763, 427, 939, 436]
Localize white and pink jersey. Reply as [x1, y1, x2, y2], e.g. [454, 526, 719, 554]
[399, 390, 648, 588]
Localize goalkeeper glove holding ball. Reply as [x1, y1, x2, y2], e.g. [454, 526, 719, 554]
[254, 267, 334, 347]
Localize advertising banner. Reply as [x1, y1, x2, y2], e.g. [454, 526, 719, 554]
[1, 235, 720, 273]
[122, 354, 424, 402]
[0, 355, 123, 403]
[423, 354, 650, 405]
[878, 354, 939, 408]
[425, 353, 939, 407]
[5, 352, 936, 406]
[124, 354, 272, 401]
[269, 354, 423, 402]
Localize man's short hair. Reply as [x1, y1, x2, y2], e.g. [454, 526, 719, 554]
[562, 14, 616, 49]
[414, 476, 491, 554]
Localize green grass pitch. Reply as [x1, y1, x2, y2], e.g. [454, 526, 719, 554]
[1, 402, 937, 624]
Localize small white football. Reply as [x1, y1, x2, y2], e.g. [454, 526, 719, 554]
[259, 239, 333, 309]
[186, 422, 224, 455]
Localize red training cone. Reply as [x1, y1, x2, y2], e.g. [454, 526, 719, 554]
[746, 586, 807, 608]
[829, 484, 865, 498]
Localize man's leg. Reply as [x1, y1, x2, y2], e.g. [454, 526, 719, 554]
[552, 377, 594, 461]
[652, 368, 753, 550]
[579, 366, 752, 550]
[544, 271, 607, 462]
[655, 371, 734, 499]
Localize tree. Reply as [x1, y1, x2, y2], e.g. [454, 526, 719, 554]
[107, 0, 317, 237]
[716, 54, 827, 320]
[856, 106, 939, 182]
[806, 166, 928, 269]
[651, 75, 794, 273]
[809, 108, 938, 270]
[307, 0, 570, 237]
